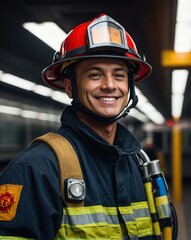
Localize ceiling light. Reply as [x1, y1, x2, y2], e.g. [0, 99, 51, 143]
[1, 73, 35, 91]
[0, 104, 60, 122]
[33, 85, 53, 96]
[175, 0, 191, 52]
[135, 87, 165, 124]
[23, 22, 67, 51]
[0, 105, 21, 115]
[129, 108, 149, 123]
[172, 69, 188, 94]
[174, 24, 191, 52]
[21, 110, 38, 119]
[137, 101, 156, 114]
[51, 91, 72, 105]
[171, 0, 191, 118]
[171, 69, 188, 118]
[172, 94, 184, 118]
[0, 70, 71, 105]
[37, 113, 59, 122]
[147, 111, 166, 125]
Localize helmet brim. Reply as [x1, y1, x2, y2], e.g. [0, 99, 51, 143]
[41, 54, 152, 91]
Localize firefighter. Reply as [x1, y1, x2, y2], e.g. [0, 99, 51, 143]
[0, 14, 158, 239]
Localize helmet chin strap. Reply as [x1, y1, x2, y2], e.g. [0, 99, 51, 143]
[71, 73, 138, 124]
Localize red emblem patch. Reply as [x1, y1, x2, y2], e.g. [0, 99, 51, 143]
[0, 192, 15, 212]
[0, 184, 22, 221]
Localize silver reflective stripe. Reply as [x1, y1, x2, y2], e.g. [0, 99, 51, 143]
[63, 206, 151, 226]
[63, 212, 119, 225]
[122, 208, 151, 222]
[156, 204, 171, 218]
[134, 208, 151, 218]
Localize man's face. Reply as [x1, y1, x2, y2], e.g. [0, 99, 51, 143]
[72, 58, 129, 119]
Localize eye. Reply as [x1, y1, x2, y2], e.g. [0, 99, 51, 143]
[114, 72, 127, 80]
[88, 72, 102, 80]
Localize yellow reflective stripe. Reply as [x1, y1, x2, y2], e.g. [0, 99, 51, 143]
[124, 219, 153, 238]
[57, 224, 122, 239]
[64, 205, 117, 215]
[135, 217, 153, 237]
[119, 201, 150, 213]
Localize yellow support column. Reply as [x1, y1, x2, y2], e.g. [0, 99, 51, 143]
[172, 118, 182, 203]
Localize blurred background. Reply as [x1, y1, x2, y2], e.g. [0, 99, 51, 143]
[0, 1, 190, 239]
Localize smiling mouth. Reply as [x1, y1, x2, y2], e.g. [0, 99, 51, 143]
[96, 97, 118, 102]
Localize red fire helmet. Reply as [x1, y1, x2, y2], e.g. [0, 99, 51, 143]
[42, 14, 152, 91]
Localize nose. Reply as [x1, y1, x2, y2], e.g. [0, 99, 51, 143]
[100, 74, 116, 90]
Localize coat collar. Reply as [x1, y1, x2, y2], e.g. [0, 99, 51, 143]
[60, 106, 141, 154]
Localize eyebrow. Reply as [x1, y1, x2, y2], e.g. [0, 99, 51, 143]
[86, 66, 128, 72]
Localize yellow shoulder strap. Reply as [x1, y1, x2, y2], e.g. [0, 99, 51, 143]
[32, 132, 84, 207]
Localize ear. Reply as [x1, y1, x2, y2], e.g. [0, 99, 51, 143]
[63, 78, 73, 98]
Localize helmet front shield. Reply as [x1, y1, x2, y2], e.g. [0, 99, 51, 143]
[87, 15, 129, 52]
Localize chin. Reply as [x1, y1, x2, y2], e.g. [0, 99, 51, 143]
[97, 112, 119, 118]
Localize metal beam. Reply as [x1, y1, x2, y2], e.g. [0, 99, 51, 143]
[162, 51, 191, 67]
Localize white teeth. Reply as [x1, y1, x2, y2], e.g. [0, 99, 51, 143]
[99, 97, 116, 102]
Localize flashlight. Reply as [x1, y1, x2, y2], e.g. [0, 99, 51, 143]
[65, 178, 86, 202]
